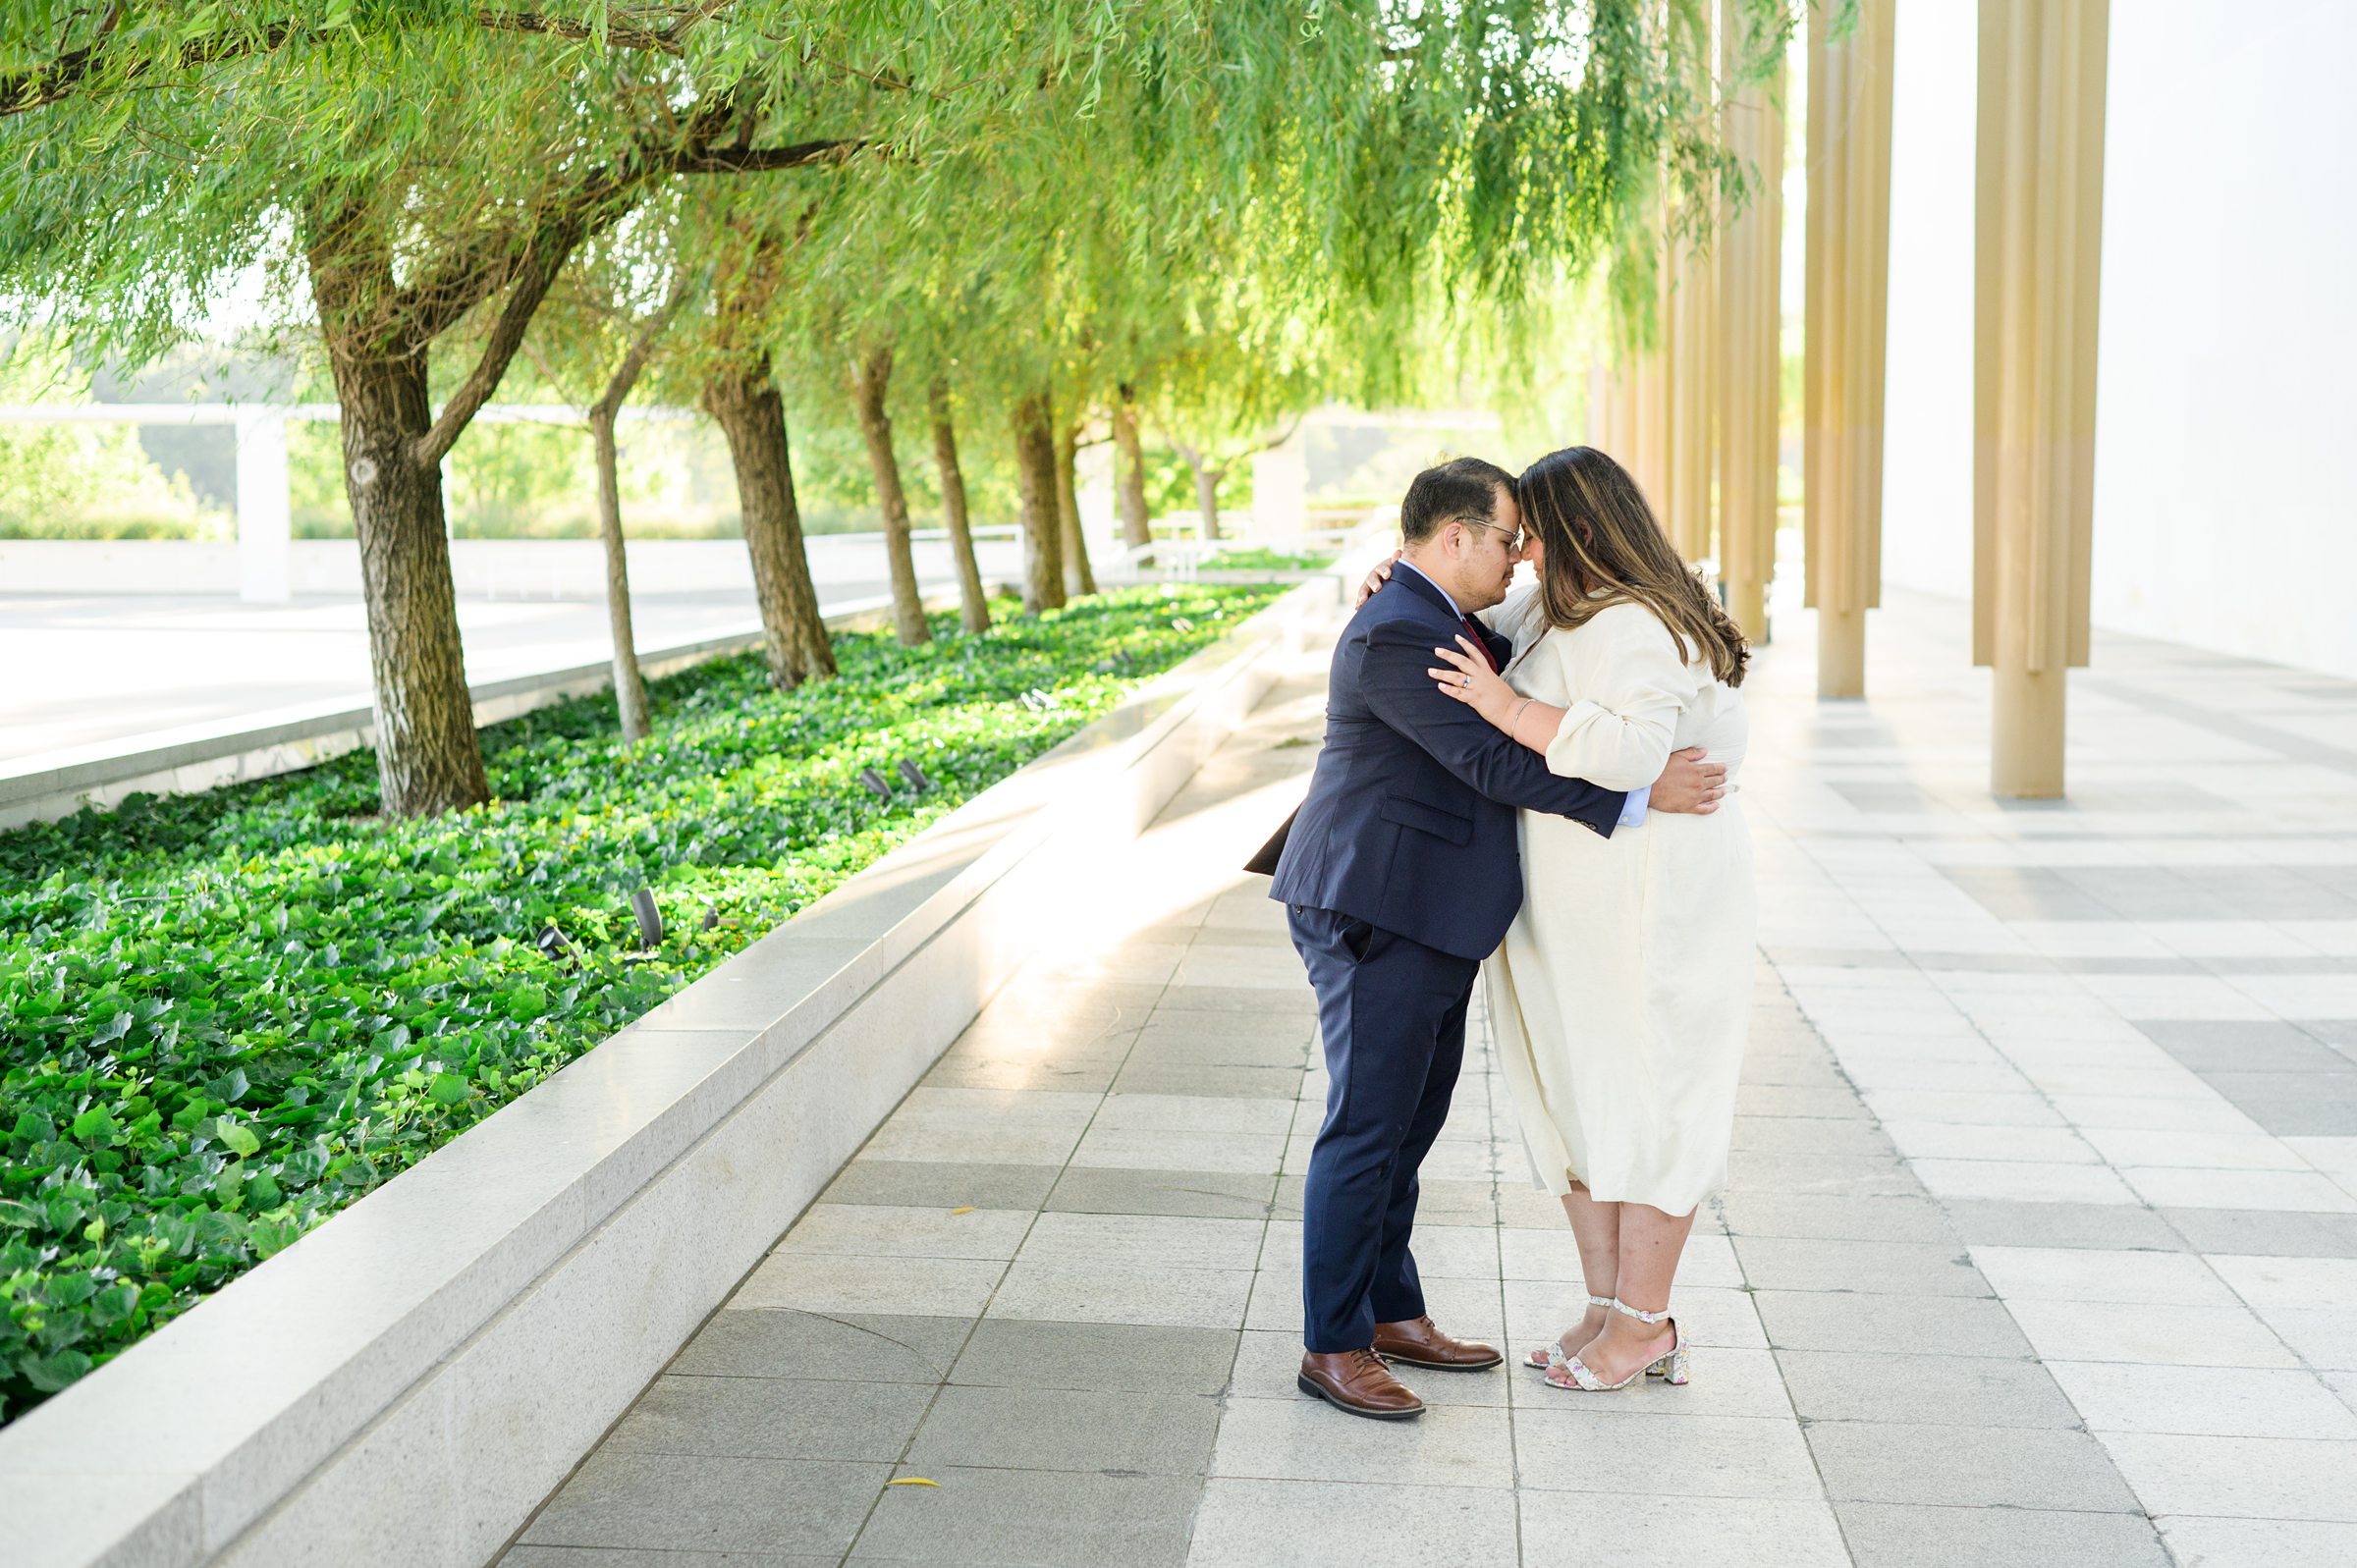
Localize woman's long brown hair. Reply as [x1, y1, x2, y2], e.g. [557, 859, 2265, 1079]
[1516, 446, 1750, 688]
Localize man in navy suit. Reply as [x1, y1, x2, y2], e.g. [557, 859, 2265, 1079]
[1267, 458, 1726, 1419]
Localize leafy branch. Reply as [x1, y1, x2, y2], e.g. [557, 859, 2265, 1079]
[0, 2, 737, 118]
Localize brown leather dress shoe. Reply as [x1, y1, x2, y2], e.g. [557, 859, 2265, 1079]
[1297, 1348, 1425, 1420]
[1372, 1314, 1505, 1371]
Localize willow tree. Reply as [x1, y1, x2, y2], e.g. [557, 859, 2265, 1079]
[693, 215, 840, 686]
[849, 272, 1003, 634]
[780, 148, 1076, 635]
[1053, 413, 1097, 596]
[1008, 387, 1066, 612]
[1148, 305, 1321, 540]
[514, 226, 700, 743]
[847, 343, 931, 645]
[872, 257, 1007, 634]
[772, 179, 946, 650]
[926, 376, 992, 632]
[811, 230, 998, 632]
[814, 161, 1084, 618]
[1112, 383, 1153, 553]
[584, 278, 696, 742]
[0, 5, 883, 814]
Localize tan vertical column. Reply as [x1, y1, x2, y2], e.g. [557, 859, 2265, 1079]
[1588, 362, 1630, 462]
[1628, 230, 1674, 514]
[1803, 0, 1896, 696]
[1716, 23, 1783, 642]
[1662, 0, 1719, 566]
[1974, 0, 2108, 797]
[1665, 233, 1717, 564]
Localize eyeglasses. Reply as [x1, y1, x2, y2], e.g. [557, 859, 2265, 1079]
[1453, 515, 1526, 552]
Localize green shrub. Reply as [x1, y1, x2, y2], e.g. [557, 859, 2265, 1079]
[0, 422, 230, 540]
[0, 583, 1284, 1421]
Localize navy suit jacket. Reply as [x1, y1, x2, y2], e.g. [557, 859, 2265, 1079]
[1264, 568, 1626, 961]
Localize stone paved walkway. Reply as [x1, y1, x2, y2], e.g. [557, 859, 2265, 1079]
[497, 588, 2357, 1568]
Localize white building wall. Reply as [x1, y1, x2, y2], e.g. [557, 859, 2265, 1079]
[1877, 0, 2357, 679]
[1876, 0, 1976, 601]
[2088, 0, 2357, 678]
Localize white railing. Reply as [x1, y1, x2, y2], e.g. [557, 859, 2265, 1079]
[908, 524, 1022, 543]
[0, 393, 1390, 603]
[0, 402, 1038, 604]
[1110, 525, 1363, 580]
[0, 403, 703, 605]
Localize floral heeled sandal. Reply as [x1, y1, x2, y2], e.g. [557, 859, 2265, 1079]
[1524, 1295, 1615, 1375]
[1543, 1297, 1690, 1392]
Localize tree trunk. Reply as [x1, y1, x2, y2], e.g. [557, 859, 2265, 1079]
[1011, 391, 1066, 614]
[704, 355, 836, 686]
[1113, 384, 1152, 554]
[326, 347, 491, 817]
[929, 378, 991, 634]
[584, 277, 692, 744]
[1180, 448, 1224, 541]
[589, 407, 652, 741]
[850, 345, 932, 646]
[1054, 417, 1096, 598]
[305, 203, 488, 819]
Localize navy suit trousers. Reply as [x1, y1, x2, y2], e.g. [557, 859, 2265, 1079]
[1288, 903, 1481, 1353]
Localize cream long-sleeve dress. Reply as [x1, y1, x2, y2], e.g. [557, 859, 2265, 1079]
[1479, 586, 1755, 1216]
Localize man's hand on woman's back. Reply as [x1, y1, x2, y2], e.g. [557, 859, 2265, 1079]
[1650, 748, 1729, 814]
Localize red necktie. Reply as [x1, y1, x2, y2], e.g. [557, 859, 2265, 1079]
[1457, 616, 1499, 673]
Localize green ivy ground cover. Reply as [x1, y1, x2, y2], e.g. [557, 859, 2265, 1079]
[0, 582, 1286, 1422]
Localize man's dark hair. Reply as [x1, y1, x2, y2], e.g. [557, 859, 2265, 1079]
[1399, 456, 1515, 544]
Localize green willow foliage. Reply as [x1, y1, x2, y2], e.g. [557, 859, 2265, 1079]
[0, 3, 1103, 357]
[0, 1, 1792, 452]
[0, 583, 1283, 1421]
[0, 1, 1794, 813]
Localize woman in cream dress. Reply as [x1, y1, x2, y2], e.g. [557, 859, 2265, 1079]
[1426, 445, 1754, 1393]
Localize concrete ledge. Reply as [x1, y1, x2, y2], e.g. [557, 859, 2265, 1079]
[0, 591, 947, 831]
[0, 572, 1343, 1568]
